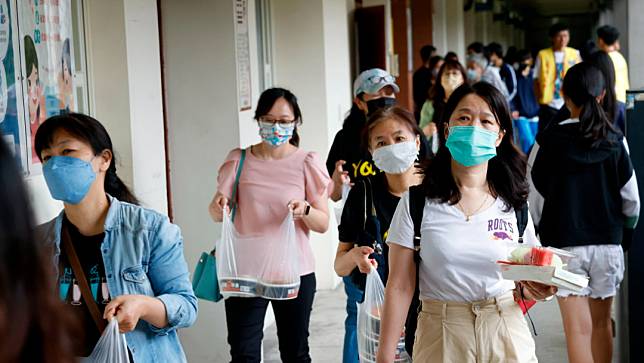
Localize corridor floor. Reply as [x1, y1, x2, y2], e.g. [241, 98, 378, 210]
[263, 284, 569, 362]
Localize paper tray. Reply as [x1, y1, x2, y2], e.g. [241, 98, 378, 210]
[497, 262, 589, 292]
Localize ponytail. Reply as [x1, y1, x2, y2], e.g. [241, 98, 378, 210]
[289, 127, 300, 147]
[105, 163, 139, 205]
[562, 63, 615, 148]
[579, 97, 611, 148]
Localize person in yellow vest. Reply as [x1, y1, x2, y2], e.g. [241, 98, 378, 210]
[598, 25, 629, 134]
[534, 23, 581, 132]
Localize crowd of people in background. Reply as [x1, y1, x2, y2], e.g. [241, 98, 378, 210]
[0, 21, 639, 363]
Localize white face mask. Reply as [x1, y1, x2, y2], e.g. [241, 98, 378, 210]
[372, 141, 418, 174]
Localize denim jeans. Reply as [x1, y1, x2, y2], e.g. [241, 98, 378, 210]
[343, 276, 364, 363]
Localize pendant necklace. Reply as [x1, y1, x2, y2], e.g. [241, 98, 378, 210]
[457, 193, 490, 222]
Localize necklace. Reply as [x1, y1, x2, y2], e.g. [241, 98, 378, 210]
[457, 193, 490, 222]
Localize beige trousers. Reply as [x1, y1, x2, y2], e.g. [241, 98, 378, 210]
[412, 292, 538, 363]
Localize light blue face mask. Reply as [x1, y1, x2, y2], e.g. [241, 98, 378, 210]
[466, 69, 479, 82]
[42, 155, 96, 204]
[445, 126, 499, 167]
[259, 121, 295, 147]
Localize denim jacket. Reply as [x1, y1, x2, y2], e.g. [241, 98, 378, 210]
[37, 195, 198, 362]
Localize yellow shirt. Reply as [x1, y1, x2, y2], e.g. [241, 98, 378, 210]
[609, 51, 629, 103]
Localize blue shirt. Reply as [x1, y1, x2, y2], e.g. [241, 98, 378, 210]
[38, 195, 198, 362]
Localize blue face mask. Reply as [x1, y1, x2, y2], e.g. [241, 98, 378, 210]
[42, 156, 97, 204]
[259, 122, 295, 147]
[445, 126, 499, 167]
[466, 69, 479, 82]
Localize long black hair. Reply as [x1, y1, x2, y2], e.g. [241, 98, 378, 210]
[254, 87, 303, 147]
[34, 113, 139, 205]
[562, 62, 614, 148]
[587, 51, 618, 124]
[429, 59, 467, 123]
[0, 140, 76, 362]
[421, 82, 528, 210]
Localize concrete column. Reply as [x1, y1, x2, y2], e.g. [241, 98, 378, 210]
[272, 0, 352, 290]
[628, 0, 644, 88]
[464, 8, 476, 49]
[431, 0, 448, 56]
[122, 0, 167, 213]
[445, 0, 465, 61]
[160, 0, 239, 360]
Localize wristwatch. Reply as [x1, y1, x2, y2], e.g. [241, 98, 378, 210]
[304, 201, 311, 216]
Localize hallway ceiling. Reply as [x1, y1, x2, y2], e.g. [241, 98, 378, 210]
[511, 0, 600, 16]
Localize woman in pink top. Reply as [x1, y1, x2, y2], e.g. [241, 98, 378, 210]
[209, 88, 331, 363]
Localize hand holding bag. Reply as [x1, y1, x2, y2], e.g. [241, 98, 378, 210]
[192, 149, 246, 302]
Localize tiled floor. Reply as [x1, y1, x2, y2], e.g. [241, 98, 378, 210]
[263, 285, 575, 362]
[264, 285, 617, 363]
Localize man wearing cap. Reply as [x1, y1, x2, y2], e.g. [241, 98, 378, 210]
[326, 68, 400, 202]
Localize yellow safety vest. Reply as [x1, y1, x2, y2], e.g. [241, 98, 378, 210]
[537, 47, 580, 105]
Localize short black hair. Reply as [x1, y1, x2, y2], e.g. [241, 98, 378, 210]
[420, 45, 437, 62]
[485, 42, 504, 59]
[597, 25, 620, 46]
[549, 23, 569, 38]
[445, 51, 459, 62]
[467, 42, 484, 54]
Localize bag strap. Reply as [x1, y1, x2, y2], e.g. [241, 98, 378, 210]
[515, 203, 529, 243]
[408, 185, 425, 263]
[61, 225, 107, 333]
[230, 148, 246, 223]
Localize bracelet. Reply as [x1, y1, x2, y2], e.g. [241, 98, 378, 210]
[305, 202, 311, 216]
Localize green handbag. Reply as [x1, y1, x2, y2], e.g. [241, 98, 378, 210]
[192, 149, 246, 302]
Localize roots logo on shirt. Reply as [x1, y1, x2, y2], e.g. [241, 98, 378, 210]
[488, 218, 514, 241]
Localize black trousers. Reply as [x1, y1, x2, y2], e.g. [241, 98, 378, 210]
[225, 273, 316, 363]
[538, 104, 559, 133]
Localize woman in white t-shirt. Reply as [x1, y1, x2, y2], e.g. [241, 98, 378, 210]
[375, 82, 557, 363]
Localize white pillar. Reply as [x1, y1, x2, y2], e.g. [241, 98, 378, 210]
[123, 0, 167, 213]
[628, 0, 644, 88]
[445, 0, 465, 61]
[160, 0, 239, 360]
[432, 0, 448, 56]
[272, 0, 352, 290]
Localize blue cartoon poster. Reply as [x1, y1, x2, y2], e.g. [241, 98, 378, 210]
[0, 0, 25, 170]
[19, 0, 75, 173]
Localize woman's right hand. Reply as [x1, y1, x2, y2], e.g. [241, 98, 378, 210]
[351, 246, 377, 273]
[208, 192, 229, 222]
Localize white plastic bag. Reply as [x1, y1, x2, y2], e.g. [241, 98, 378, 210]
[256, 212, 300, 299]
[357, 268, 410, 363]
[218, 209, 300, 300]
[334, 183, 352, 224]
[82, 319, 130, 363]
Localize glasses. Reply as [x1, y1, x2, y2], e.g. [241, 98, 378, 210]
[258, 117, 296, 126]
[367, 75, 395, 85]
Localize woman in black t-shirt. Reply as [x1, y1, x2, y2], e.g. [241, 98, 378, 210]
[334, 106, 426, 360]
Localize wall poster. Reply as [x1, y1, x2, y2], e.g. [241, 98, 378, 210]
[19, 0, 77, 173]
[0, 0, 26, 170]
[235, 0, 252, 111]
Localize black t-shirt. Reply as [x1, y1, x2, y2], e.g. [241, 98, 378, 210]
[413, 67, 433, 116]
[326, 105, 432, 183]
[58, 218, 110, 357]
[338, 174, 401, 288]
[326, 106, 380, 183]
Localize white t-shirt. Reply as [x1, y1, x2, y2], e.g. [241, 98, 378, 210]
[386, 193, 540, 302]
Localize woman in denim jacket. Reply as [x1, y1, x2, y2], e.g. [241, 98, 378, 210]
[34, 113, 197, 362]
